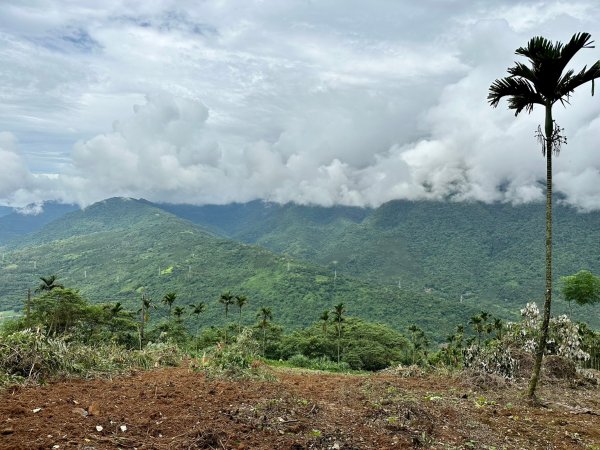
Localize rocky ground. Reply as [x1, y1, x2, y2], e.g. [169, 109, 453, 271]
[1, 365, 599, 449]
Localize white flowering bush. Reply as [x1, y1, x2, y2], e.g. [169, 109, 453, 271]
[507, 302, 589, 361]
[463, 342, 517, 379]
[463, 302, 589, 379]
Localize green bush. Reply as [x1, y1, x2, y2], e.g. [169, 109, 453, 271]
[280, 317, 409, 371]
[0, 329, 183, 387]
[287, 354, 351, 372]
[200, 328, 266, 379]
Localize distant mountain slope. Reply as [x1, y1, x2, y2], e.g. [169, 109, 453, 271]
[154, 199, 600, 321]
[0, 202, 78, 245]
[0, 198, 484, 340]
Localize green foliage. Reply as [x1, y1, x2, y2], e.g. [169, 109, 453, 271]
[279, 317, 409, 371]
[200, 328, 265, 379]
[286, 354, 351, 372]
[561, 270, 600, 306]
[158, 199, 600, 329]
[2, 197, 600, 341]
[0, 329, 182, 386]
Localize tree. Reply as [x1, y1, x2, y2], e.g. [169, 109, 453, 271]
[332, 303, 345, 364]
[488, 32, 600, 400]
[36, 275, 64, 293]
[27, 287, 87, 335]
[319, 310, 330, 334]
[469, 314, 484, 346]
[257, 307, 273, 357]
[408, 324, 428, 365]
[162, 292, 177, 316]
[219, 291, 235, 344]
[189, 301, 207, 337]
[138, 293, 154, 349]
[173, 306, 185, 324]
[235, 295, 248, 333]
[561, 270, 600, 313]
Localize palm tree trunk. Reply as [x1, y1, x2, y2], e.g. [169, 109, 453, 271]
[528, 104, 554, 399]
[337, 324, 341, 364]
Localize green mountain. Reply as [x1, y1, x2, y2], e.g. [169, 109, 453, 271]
[157, 199, 600, 325]
[0, 198, 484, 340]
[0, 203, 78, 245]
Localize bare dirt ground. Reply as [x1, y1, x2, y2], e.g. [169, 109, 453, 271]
[1, 365, 599, 450]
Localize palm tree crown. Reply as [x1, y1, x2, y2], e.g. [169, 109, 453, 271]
[488, 32, 600, 115]
[219, 291, 234, 318]
[36, 275, 64, 293]
[162, 292, 177, 315]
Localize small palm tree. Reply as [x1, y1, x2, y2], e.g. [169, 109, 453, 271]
[489, 32, 600, 399]
[36, 275, 64, 293]
[493, 317, 504, 341]
[408, 324, 426, 365]
[137, 293, 154, 349]
[162, 292, 177, 316]
[319, 310, 330, 334]
[332, 303, 345, 364]
[219, 291, 235, 344]
[189, 301, 207, 337]
[173, 306, 185, 324]
[257, 307, 273, 357]
[235, 295, 248, 333]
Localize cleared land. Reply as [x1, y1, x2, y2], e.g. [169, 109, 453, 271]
[1, 366, 599, 449]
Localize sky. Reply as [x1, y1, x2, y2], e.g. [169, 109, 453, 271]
[1, 0, 600, 210]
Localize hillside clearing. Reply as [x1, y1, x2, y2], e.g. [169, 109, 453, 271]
[1, 366, 599, 449]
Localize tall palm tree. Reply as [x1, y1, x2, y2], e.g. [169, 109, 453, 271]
[257, 307, 273, 357]
[332, 303, 345, 364]
[235, 295, 248, 333]
[162, 292, 177, 316]
[36, 275, 64, 293]
[489, 32, 600, 399]
[219, 291, 235, 344]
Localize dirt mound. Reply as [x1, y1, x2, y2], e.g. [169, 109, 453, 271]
[543, 355, 577, 379]
[1, 366, 599, 449]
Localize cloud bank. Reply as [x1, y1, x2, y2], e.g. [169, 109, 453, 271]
[1, 1, 600, 209]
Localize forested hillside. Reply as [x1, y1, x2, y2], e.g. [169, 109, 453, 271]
[2, 197, 599, 333]
[158, 199, 600, 318]
[0, 198, 488, 341]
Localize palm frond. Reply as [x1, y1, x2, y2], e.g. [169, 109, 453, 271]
[488, 76, 544, 114]
[516, 36, 562, 62]
[556, 60, 600, 100]
[507, 62, 538, 83]
[558, 32, 595, 72]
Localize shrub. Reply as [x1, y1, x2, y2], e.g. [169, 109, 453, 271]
[0, 329, 183, 387]
[287, 354, 351, 372]
[201, 328, 267, 379]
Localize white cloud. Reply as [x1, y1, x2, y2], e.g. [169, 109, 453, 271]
[1, 1, 600, 208]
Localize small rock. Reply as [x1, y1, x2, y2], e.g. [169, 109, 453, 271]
[88, 402, 101, 416]
[95, 425, 103, 432]
[72, 408, 88, 417]
[120, 425, 127, 432]
[332, 443, 341, 450]
[32, 408, 42, 413]
[0, 427, 14, 435]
